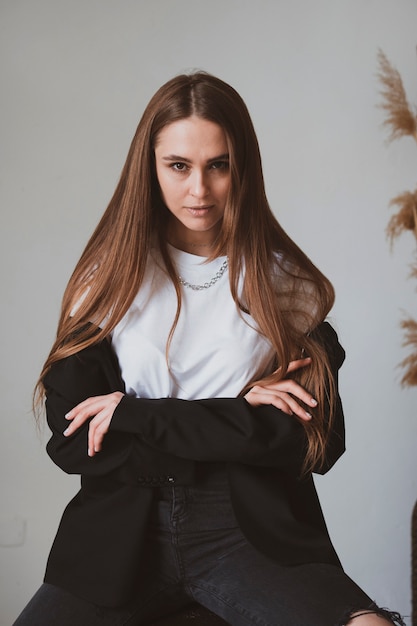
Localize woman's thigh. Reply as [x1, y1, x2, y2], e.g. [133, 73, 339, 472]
[12, 583, 132, 626]
[185, 536, 374, 626]
[12, 581, 190, 626]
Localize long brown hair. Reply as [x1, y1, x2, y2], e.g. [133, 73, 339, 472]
[36, 72, 336, 473]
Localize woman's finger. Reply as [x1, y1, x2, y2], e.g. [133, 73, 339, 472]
[264, 379, 317, 408]
[284, 357, 312, 374]
[245, 387, 312, 421]
[63, 392, 124, 439]
[88, 412, 112, 457]
[244, 378, 317, 421]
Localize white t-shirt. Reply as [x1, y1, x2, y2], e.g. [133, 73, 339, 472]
[111, 246, 275, 400]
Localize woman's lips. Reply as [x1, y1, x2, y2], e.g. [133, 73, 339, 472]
[186, 205, 214, 216]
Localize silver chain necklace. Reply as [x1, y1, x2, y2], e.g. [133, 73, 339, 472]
[178, 259, 228, 291]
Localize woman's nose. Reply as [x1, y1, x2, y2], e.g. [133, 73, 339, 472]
[189, 170, 209, 198]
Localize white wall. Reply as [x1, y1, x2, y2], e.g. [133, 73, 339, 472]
[1, 1, 416, 623]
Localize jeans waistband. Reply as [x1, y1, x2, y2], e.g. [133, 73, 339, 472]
[153, 462, 229, 500]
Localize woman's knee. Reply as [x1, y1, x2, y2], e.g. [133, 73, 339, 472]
[338, 604, 406, 626]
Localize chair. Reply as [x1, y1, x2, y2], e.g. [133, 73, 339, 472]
[148, 602, 230, 625]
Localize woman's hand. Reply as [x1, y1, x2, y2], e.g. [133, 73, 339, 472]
[63, 391, 124, 457]
[244, 357, 317, 422]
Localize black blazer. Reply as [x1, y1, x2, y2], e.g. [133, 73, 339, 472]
[43, 322, 345, 607]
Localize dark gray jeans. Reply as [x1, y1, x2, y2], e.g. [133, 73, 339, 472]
[12, 465, 403, 626]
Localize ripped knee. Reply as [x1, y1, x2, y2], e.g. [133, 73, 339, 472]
[337, 602, 406, 626]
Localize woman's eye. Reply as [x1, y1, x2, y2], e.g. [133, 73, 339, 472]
[210, 161, 229, 171]
[171, 162, 188, 172]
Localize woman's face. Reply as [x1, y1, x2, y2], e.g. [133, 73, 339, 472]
[154, 116, 231, 250]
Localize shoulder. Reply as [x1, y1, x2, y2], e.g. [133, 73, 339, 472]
[43, 338, 124, 403]
[310, 321, 346, 370]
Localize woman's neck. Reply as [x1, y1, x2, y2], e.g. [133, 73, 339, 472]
[167, 223, 220, 256]
[168, 239, 214, 256]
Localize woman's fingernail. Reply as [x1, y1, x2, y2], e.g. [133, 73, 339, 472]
[305, 412, 313, 419]
[310, 398, 318, 406]
[63, 428, 69, 436]
[65, 412, 71, 419]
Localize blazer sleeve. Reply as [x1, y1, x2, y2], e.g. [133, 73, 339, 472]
[109, 322, 346, 473]
[43, 338, 136, 476]
[43, 338, 195, 482]
[309, 321, 346, 474]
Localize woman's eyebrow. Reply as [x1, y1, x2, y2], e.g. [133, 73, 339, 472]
[161, 153, 229, 163]
[207, 153, 229, 163]
[162, 154, 192, 162]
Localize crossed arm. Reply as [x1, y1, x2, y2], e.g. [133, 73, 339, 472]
[63, 357, 317, 458]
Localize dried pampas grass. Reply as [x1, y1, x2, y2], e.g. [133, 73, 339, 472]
[377, 49, 417, 142]
[386, 190, 417, 247]
[378, 49, 417, 387]
[399, 318, 417, 387]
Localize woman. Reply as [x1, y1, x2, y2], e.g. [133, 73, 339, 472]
[14, 72, 404, 625]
